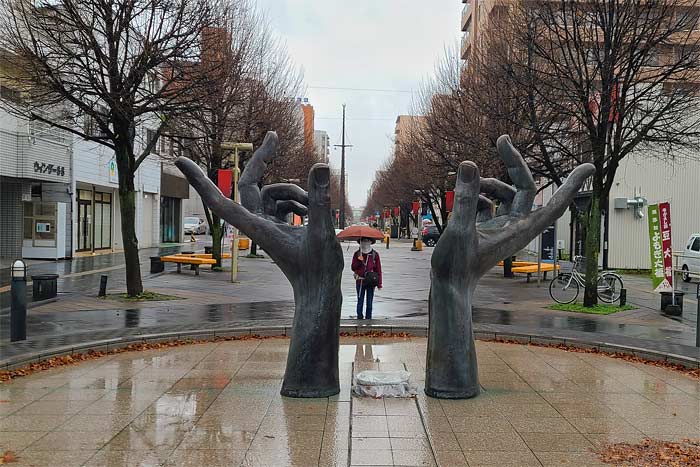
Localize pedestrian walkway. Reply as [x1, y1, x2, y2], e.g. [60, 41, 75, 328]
[2, 241, 698, 367]
[1, 337, 698, 466]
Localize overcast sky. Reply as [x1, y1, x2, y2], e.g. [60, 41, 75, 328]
[256, 0, 462, 208]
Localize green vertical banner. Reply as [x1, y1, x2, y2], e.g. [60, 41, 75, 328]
[647, 204, 672, 292]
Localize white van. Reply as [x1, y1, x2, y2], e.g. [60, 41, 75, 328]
[681, 234, 700, 282]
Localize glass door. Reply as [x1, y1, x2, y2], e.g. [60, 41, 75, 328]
[94, 192, 112, 250]
[77, 201, 92, 251]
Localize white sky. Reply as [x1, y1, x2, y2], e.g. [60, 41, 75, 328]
[255, 0, 462, 208]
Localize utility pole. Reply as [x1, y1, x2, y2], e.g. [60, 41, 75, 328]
[221, 142, 253, 283]
[334, 104, 352, 229]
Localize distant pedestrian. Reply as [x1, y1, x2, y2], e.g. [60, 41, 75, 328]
[351, 237, 382, 320]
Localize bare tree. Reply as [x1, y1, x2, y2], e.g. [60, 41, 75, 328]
[0, 0, 218, 296]
[165, 0, 309, 267]
[480, 0, 700, 305]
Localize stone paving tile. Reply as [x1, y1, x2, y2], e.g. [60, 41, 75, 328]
[463, 449, 542, 466]
[2, 338, 700, 467]
[0, 431, 48, 451]
[534, 451, 609, 466]
[167, 448, 247, 466]
[11, 449, 98, 467]
[519, 432, 595, 453]
[392, 448, 436, 466]
[83, 448, 173, 467]
[350, 449, 393, 466]
[456, 431, 530, 452]
[433, 450, 469, 466]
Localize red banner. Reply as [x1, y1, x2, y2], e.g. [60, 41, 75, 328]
[217, 169, 233, 198]
[394, 207, 400, 217]
[412, 201, 419, 215]
[445, 191, 455, 212]
[384, 209, 391, 219]
[659, 202, 673, 289]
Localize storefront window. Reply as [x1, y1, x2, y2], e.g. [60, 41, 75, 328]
[23, 202, 57, 247]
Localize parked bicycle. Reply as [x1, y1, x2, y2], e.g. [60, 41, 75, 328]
[549, 256, 624, 304]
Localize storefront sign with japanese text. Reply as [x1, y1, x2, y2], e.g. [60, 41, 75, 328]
[647, 202, 673, 292]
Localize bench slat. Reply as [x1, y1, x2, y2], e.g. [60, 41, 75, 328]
[160, 256, 217, 265]
[511, 264, 560, 273]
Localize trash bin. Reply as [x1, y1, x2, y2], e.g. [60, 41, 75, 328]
[238, 238, 250, 250]
[31, 274, 58, 301]
[204, 246, 213, 254]
[660, 291, 684, 315]
[150, 256, 164, 273]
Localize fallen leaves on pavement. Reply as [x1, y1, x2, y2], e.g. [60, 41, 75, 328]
[0, 451, 18, 464]
[597, 438, 700, 466]
[0, 331, 409, 383]
[493, 338, 699, 380]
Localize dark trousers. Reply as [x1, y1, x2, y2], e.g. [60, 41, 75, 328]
[356, 282, 375, 319]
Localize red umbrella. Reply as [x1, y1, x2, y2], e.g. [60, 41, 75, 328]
[336, 225, 384, 241]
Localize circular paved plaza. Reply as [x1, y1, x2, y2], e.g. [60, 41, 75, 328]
[0, 337, 698, 466]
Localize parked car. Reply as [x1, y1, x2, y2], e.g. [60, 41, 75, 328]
[681, 233, 700, 282]
[422, 225, 441, 247]
[183, 216, 206, 235]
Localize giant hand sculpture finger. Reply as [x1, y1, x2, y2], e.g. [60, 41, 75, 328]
[175, 131, 344, 398]
[426, 135, 595, 399]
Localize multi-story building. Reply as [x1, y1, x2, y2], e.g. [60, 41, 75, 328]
[0, 106, 72, 260]
[0, 107, 186, 261]
[458, 1, 700, 270]
[314, 130, 330, 163]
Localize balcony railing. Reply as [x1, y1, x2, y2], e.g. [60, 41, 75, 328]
[461, 3, 472, 32]
[461, 32, 471, 59]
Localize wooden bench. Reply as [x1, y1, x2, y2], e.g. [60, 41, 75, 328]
[497, 261, 538, 267]
[511, 263, 560, 282]
[175, 253, 232, 259]
[160, 255, 216, 276]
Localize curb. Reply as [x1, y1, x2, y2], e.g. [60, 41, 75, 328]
[2, 324, 698, 373]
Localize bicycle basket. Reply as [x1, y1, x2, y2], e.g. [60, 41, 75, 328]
[573, 256, 587, 270]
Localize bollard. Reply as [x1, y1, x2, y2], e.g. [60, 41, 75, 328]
[10, 259, 27, 342]
[98, 274, 108, 297]
[696, 283, 699, 348]
[619, 288, 626, 307]
[386, 235, 390, 249]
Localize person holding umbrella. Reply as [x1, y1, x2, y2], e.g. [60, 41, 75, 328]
[351, 237, 382, 320]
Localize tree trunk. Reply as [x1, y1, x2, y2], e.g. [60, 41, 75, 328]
[118, 178, 143, 297]
[503, 256, 514, 277]
[583, 191, 602, 307]
[210, 214, 223, 269]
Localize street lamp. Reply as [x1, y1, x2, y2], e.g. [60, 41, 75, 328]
[10, 259, 27, 341]
[221, 142, 253, 283]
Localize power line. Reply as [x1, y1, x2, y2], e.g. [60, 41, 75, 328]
[308, 85, 413, 94]
[316, 116, 397, 121]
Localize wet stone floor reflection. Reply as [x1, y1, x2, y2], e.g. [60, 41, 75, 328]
[1, 338, 699, 467]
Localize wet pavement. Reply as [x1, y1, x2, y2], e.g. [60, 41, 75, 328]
[0, 243, 192, 309]
[1, 240, 698, 364]
[1, 337, 698, 466]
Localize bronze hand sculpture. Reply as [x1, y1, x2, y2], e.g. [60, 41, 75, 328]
[426, 135, 595, 399]
[176, 132, 343, 397]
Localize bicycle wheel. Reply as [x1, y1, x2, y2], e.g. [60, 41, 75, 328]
[549, 273, 579, 304]
[597, 273, 623, 303]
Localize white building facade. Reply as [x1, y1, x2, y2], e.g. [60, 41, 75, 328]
[0, 104, 189, 260]
[531, 152, 700, 270]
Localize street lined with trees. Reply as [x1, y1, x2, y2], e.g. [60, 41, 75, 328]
[365, 0, 700, 306]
